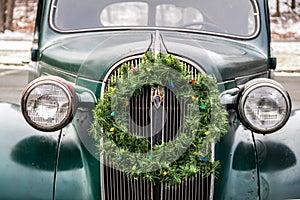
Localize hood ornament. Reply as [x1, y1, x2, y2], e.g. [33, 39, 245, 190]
[150, 31, 167, 56]
[152, 86, 164, 109]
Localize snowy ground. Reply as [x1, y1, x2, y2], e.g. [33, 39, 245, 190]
[269, 0, 300, 40]
[272, 42, 300, 72]
[271, 21, 300, 40]
[0, 30, 33, 41]
[0, 42, 31, 66]
[0, 31, 32, 66]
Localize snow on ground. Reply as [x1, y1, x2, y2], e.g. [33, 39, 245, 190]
[269, 0, 300, 39]
[271, 20, 300, 39]
[272, 42, 300, 72]
[0, 30, 33, 41]
[0, 32, 32, 65]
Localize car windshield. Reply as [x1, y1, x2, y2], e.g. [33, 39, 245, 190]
[51, 0, 259, 37]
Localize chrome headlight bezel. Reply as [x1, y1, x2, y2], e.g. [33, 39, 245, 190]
[238, 78, 291, 134]
[21, 76, 77, 132]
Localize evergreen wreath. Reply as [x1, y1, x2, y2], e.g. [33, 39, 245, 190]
[90, 52, 228, 186]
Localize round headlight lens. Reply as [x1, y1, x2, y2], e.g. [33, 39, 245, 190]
[21, 77, 76, 131]
[238, 78, 291, 134]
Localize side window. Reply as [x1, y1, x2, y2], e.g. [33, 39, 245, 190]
[53, 0, 100, 30]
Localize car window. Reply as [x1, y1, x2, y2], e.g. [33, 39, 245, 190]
[155, 4, 204, 28]
[100, 2, 148, 26]
[51, 0, 259, 38]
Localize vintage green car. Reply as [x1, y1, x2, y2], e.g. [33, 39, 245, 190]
[0, 0, 298, 199]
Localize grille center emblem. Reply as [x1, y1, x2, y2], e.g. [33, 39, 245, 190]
[152, 86, 164, 109]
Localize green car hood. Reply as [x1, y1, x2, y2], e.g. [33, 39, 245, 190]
[40, 31, 268, 82]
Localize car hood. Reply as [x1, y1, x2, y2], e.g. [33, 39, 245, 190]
[40, 31, 267, 82]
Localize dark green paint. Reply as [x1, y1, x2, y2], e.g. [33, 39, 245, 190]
[0, 103, 59, 199]
[54, 125, 100, 200]
[214, 111, 259, 199]
[11, 135, 58, 171]
[1, 0, 299, 199]
[254, 109, 300, 199]
[39, 31, 268, 83]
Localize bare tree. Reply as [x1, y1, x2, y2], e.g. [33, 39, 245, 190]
[291, 0, 296, 10]
[0, 0, 15, 32]
[5, 0, 15, 30]
[0, 0, 7, 32]
[275, 0, 281, 17]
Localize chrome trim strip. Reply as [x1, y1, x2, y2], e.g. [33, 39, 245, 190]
[209, 144, 215, 200]
[39, 61, 77, 78]
[235, 71, 269, 86]
[49, 0, 261, 40]
[100, 142, 106, 200]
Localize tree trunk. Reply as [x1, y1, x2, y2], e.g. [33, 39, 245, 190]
[5, 0, 15, 31]
[275, 0, 281, 17]
[291, 0, 296, 10]
[0, 0, 7, 32]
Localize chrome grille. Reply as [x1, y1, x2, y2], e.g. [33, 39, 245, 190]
[103, 55, 205, 89]
[102, 164, 211, 200]
[101, 54, 213, 200]
[161, 175, 211, 200]
[102, 166, 152, 200]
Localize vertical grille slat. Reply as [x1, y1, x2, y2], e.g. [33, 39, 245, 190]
[101, 55, 212, 200]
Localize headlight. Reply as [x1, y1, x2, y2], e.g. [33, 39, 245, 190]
[238, 78, 291, 134]
[21, 76, 77, 132]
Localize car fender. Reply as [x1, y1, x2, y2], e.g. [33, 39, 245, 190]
[214, 110, 260, 199]
[53, 101, 100, 200]
[216, 109, 300, 200]
[254, 109, 300, 200]
[0, 102, 60, 199]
